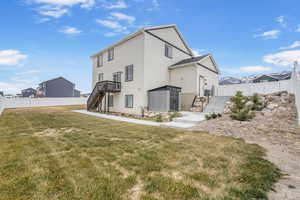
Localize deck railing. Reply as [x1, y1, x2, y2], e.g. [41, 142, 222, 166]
[87, 81, 121, 110]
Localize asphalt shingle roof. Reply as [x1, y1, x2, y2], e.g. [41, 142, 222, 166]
[171, 54, 209, 67]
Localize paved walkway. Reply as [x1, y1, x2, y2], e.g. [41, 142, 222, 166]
[73, 110, 203, 128]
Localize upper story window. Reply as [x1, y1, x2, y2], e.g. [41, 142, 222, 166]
[96, 54, 103, 67]
[165, 44, 173, 58]
[113, 72, 122, 82]
[98, 73, 104, 82]
[108, 48, 114, 61]
[125, 65, 133, 82]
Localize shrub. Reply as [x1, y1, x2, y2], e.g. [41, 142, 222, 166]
[230, 91, 255, 121]
[205, 113, 222, 120]
[250, 93, 264, 111]
[155, 113, 163, 122]
[205, 114, 212, 120]
[169, 112, 182, 121]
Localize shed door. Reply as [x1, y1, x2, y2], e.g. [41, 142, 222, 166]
[170, 90, 179, 111]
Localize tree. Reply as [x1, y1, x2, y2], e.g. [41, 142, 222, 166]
[230, 91, 255, 121]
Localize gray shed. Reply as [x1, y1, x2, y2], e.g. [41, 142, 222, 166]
[148, 85, 181, 112]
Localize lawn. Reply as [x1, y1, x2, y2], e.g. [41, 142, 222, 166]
[0, 106, 281, 200]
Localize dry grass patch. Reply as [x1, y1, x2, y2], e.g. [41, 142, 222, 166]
[0, 106, 281, 200]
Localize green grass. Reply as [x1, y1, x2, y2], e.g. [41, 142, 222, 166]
[0, 106, 281, 200]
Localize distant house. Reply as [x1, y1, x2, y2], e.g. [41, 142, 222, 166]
[252, 72, 291, 83]
[0, 91, 3, 97]
[219, 77, 241, 85]
[74, 89, 81, 97]
[37, 77, 81, 97]
[21, 88, 37, 97]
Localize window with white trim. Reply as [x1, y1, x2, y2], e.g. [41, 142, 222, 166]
[125, 65, 133, 82]
[165, 44, 173, 58]
[125, 95, 133, 108]
[108, 48, 114, 61]
[97, 54, 103, 67]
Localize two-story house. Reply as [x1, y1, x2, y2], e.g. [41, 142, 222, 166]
[37, 77, 81, 97]
[88, 25, 219, 115]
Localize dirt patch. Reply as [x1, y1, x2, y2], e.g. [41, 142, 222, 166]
[128, 178, 143, 200]
[34, 127, 82, 137]
[34, 128, 60, 137]
[193, 92, 300, 200]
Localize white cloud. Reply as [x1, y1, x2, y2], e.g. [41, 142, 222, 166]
[38, 6, 69, 18]
[255, 29, 281, 39]
[191, 49, 205, 56]
[110, 12, 135, 24]
[296, 25, 300, 32]
[0, 50, 28, 66]
[16, 70, 41, 75]
[240, 65, 272, 73]
[96, 19, 127, 32]
[104, 32, 117, 37]
[280, 41, 300, 50]
[103, 0, 128, 9]
[263, 50, 300, 66]
[277, 15, 287, 28]
[32, 0, 95, 8]
[59, 26, 82, 34]
[31, 0, 95, 19]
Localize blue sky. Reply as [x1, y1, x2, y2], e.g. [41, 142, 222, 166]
[1, 0, 300, 94]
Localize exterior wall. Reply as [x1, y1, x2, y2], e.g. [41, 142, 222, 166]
[147, 28, 190, 53]
[197, 57, 219, 95]
[148, 90, 170, 112]
[170, 65, 197, 94]
[45, 79, 75, 97]
[92, 33, 145, 115]
[216, 80, 291, 96]
[143, 28, 191, 109]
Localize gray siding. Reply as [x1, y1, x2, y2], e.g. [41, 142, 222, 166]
[148, 90, 170, 111]
[45, 78, 75, 97]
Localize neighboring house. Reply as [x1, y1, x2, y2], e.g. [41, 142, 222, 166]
[37, 77, 81, 97]
[219, 77, 242, 85]
[0, 91, 3, 97]
[252, 72, 291, 83]
[89, 24, 219, 115]
[74, 89, 81, 97]
[21, 88, 37, 97]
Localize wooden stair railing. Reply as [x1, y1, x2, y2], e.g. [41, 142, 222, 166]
[87, 81, 121, 111]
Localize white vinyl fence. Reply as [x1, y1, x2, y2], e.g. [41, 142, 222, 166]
[0, 97, 87, 115]
[291, 66, 300, 124]
[0, 97, 5, 115]
[216, 64, 300, 125]
[216, 80, 291, 96]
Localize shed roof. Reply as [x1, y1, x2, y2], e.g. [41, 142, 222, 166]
[148, 85, 181, 92]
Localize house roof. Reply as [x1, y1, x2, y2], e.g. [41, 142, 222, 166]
[21, 88, 36, 92]
[148, 85, 182, 92]
[39, 77, 75, 86]
[169, 54, 209, 68]
[91, 24, 193, 57]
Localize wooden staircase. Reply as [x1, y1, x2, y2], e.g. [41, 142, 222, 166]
[87, 81, 121, 111]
